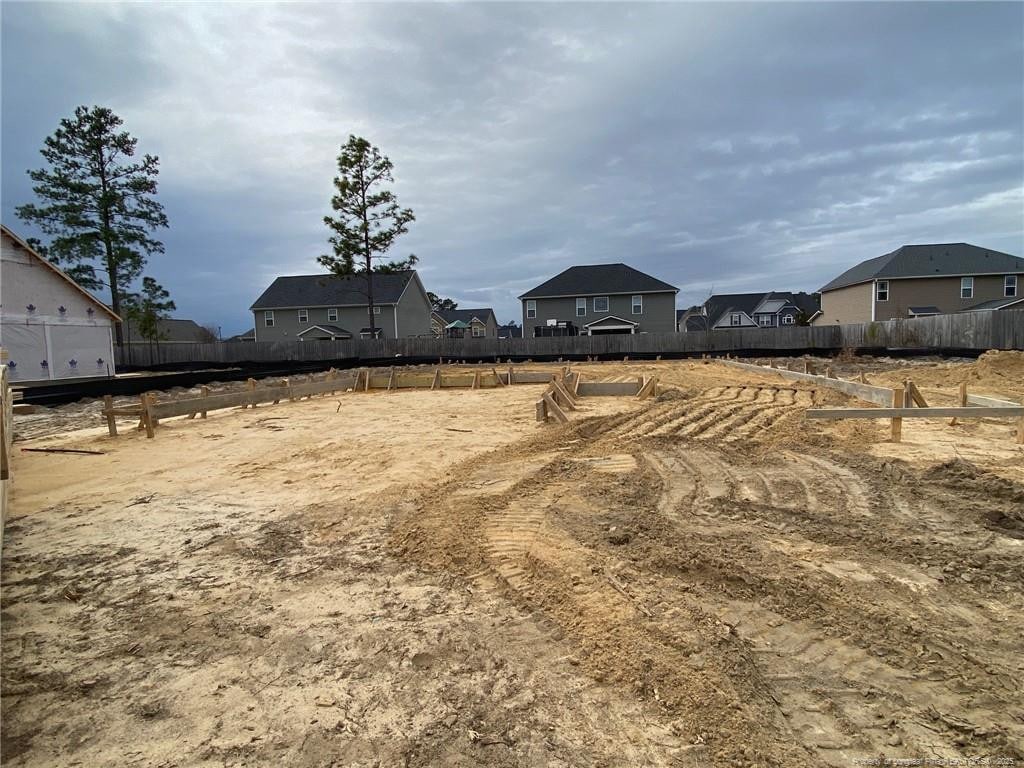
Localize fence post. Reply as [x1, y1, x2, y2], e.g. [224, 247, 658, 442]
[103, 395, 117, 437]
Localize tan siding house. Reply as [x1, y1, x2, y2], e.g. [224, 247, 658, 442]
[814, 243, 1023, 325]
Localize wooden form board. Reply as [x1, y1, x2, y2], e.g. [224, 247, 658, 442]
[967, 393, 1021, 408]
[577, 381, 642, 396]
[719, 359, 893, 406]
[806, 406, 1024, 419]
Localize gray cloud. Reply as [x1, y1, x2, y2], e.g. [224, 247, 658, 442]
[3, 2, 1021, 333]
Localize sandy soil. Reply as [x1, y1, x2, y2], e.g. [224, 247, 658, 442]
[2, 356, 1023, 767]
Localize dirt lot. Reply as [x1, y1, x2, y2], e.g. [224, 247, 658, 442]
[2, 354, 1023, 767]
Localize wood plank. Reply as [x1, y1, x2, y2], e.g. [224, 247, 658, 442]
[550, 380, 577, 410]
[720, 359, 893, 406]
[577, 381, 642, 396]
[807, 407, 1024, 419]
[536, 398, 547, 422]
[907, 380, 928, 408]
[891, 386, 904, 442]
[431, 368, 441, 390]
[542, 392, 569, 423]
[966, 393, 1021, 408]
[103, 395, 117, 437]
[636, 376, 658, 400]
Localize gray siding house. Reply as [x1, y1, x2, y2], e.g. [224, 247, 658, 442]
[682, 291, 820, 331]
[250, 270, 432, 342]
[518, 263, 678, 337]
[813, 244, 1023, 325]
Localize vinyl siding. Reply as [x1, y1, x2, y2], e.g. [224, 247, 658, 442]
[814, 283, 873, 325]
[876, 274, 1021, 320]
[522, 292, 676, 336]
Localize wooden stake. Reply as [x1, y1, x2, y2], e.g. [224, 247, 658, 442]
[200, 386, 209, 418]
[103, 395, 117, 436]
[431, 368, 441, 390]
[536, 398, 548, 422]
[387, 367, 395, 391]
[472, 370, 481, 390]
[142, 393, 155, 439]
[492, 367, 505, 386]
[950, 382, 966, 426]
[508, 364, 515, 385]
[891, 387, 904, 442]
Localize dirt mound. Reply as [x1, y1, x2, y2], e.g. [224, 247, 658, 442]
[922, 458, 1024, 537]
[975, 349, 1024, 381]
[654, 387, 692, 402]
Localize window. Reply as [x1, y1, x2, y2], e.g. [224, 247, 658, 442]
[1005, 275, 1018, 297]
[526, 300, 536, 319]
[782, 314, 795, 325]
[472, 325, 485, 338]
[298, 308, 308, 322]
[264, 310, 275, 327]
[758, 315, 772, 327]
[328, 308, 338, 322]
[876, 280, 889, 302]
[593, 296, 609, 313]
[730, 313, 742, 326]
[960, 277, 974, 299]
[631, 295, 643, 315]
[576, 298, 586, 316]
[373, 306, 382, 315]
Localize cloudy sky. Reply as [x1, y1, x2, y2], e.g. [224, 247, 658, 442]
[2, 2, 1022, 334]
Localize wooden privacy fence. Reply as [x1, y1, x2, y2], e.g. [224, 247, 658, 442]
[114, 311, 1024, 368]
[721, 359, 1024, 444]
[103, 365, 565, 439]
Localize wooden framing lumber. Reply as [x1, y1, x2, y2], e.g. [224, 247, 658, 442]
[536, 398, 547, 422]
[636, 376, 658, 400]
[550, 380, 577, 410]
[891, 386, 904, 442]
[387, 367, 396, 391]
[103, 395, 116, 436]
[966, 393, 1020, 408]
[577, 381, 642, 396]
[492, 367, 506, 386]
[542, 392, 569, 423]
[950, 382, 968, 426]
[431, 368, 441, 390]
[720, 359, 893, 406]
[906, 380, 928, 408]
[806, 406, 1024, 419]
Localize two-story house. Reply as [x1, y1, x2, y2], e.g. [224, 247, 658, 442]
[679, 291, 820, 331]
[814, 244, 1023, 325]
[250, 270, 432, 341]
[518, 263, 678, 337]
[430, 308, 499, 338]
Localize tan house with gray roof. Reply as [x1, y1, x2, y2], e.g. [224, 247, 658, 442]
[813, 243, 1023, 325]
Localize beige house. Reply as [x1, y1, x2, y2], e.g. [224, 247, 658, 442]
[814, 243, 1023, 325]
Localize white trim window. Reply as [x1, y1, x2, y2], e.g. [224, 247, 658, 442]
[472, 324, 485, 338]
[876, 280, 889, 302]
[593, 296, 609, 313]
[526, 300, 537, 319]
[576, 298, 586, 316]
[1005, 275, 1018, 297]
[758, 315, 772, 327]
[960, 277, 974, 299]
[298, 308, 308, 323]
[373, 306, 382, 315]
[631, 295, 643, 315]
[730, 313, 742, 326]
[328, 308, 338, 322]
[782, 314, 795, 325]
[264, 310, 275, 327]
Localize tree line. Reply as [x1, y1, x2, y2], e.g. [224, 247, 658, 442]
[17, 107, 436, 345]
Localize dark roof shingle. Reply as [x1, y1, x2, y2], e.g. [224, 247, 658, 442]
[251, 271, 415, 309]
[435, 308, 496, 325]
[126, 318, 213, 343]
[518, 263, 677, 299]
[820, 244, 1024, 293]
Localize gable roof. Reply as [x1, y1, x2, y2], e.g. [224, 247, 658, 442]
[820, 244, 1024, 293]
[1, 224, 120, 321]
[434, 307, 496, 325]
[296, 324, 352, 338]
[125, 318, 213, 343]
[251, 271, 416, 310]
[705, 291, 820, 327]
[518, 263, 678, 299]
[225, 328, 256, 342]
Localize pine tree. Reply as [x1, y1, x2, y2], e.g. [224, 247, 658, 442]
[318, 136, 416, 338]
[16, 105, 169, 346]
